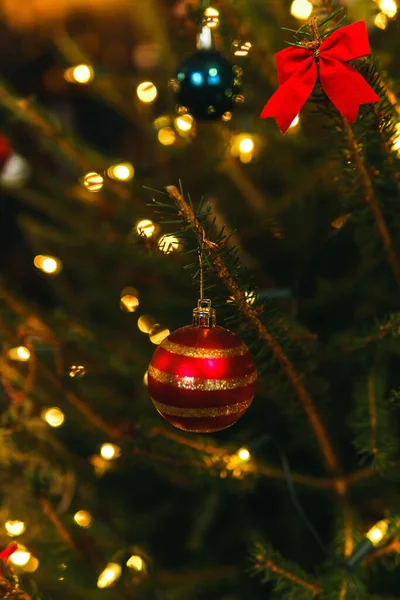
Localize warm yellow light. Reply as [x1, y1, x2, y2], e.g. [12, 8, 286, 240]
[42, 407, 65, 428]
[126, 555, 145, 571]
[374, 11, 389, 28]
[149, 324, 170, 345]
[239, 137, 254, 154]
[43, 257, 58, 273]
[74, 510, 92, 528]
[107, 162, 134, 182]
[34, 254, 62, 274]
[158, 127, 176, 146]
[366, 520, 389, 546]
[204, 6, 220, 27]
[97, 563, 122, 588]
[8, 346, 31, 362]
[379, 0, 397, 17]
[5, 520, 26, 537]
[100, 443, 121, 460]
[204, 6, 219, 17]
[143, 371, 149, 386]
[65, 64, 94, 84]
[10, 545, 31, 567]
[68, 365, 86, 378]
[83, 172, 104, 192]
[228, 291, 256, 305]
[290, 0, 313, 19]
[393, 123, 400, 153]
[23, 556, 39, 573]
[222, 111, 232, 122]
[175, 114, 194, 132]
[120, 295, 139, 313]
[158, 234, 181, 254]
[289, 114, 300, 129]
[138, 315, 156, 333]
[137, 81, 158, 103]
[238, 447, 251, 462]
[136, 219, 156, 238]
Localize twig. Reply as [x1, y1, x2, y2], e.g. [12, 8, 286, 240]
[365, 538, 400, 563]
[166, 185, 339, 477]
[39, 495, 80, 555]
[372, 105, 400, 194]
[342, 119, 400, 289]
[255, 556, 322, 595]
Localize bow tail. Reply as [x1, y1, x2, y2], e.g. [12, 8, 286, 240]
[260, 60, 317, 133]
[320, 57, 380, 123]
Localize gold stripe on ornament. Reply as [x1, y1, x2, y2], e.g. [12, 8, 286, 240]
[160, 338, 249, 359]
[148, 364, 256, 391]
[151, 398, 252, 418]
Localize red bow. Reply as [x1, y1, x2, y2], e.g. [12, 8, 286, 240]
[0, 543, 18, 575]
[260, 21, 380, 133]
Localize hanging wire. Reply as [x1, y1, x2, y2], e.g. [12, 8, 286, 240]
[198, 236, 205, 301]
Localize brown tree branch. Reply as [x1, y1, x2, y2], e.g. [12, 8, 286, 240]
[39, 495, 80, 555]
[255, 556, 322, 595]
[165, 185, 340, 477]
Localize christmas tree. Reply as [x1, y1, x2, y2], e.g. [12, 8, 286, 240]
[1, 0, 400, 598]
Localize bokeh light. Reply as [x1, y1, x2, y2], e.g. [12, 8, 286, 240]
[136, 81, 158, 103]
[42, 407, 65, 428]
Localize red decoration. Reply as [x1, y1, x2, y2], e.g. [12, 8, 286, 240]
[148, 325, 257, 433]
[0, 544, 18, 574]
[0, 134, 12, 170]
[261, 21, 380, 133]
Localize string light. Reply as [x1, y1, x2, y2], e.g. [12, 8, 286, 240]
[97, 563, 122, 588]
[34, 255, 62, 274]
[120, 294, 139, 312]
[100, 443, 121, 461]
[237, 447, 251, 462]
[68, 365, 86, 378]
[289, 114, 300, 129]
[82, 172, 104, 192]
[203, 6, 220, 28]
[158, 127, 176, 146]
[138, 315, 156, 333]
[9, 545, 31, 567]
[23, 556, 39, 573]
[73, 510, 92, 528]
[107, 162, 134, 182]
[239, 137, 254, 154]
[136, 81, 158, 103]
[393, 123, 400, 154]
[233, 41, 252, 57]
[175, 114, 194, 133]
[8, 346, 30, 362]
[290, 0, 313, 19]
[126, 555, 145, 571]
[374, 12, 389, 28]
[64, 64, 94, 84]
[41, 407, 65, 428]
[153, 115, 171, 130]
[158, 234, 181, 254]
[5, 520, 26, 537]
[222, 111, 232, 122]
[379, 0, 397, 17]
[366, 520, 389, 545]
[136, 219, 156, 238]
[149, 324, 170, 345]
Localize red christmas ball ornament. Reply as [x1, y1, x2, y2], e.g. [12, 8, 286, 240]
[148, 299, 257, 433]
[0, 134, 13, 170]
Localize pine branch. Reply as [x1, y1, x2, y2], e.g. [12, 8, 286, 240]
[372, 104, 400, 195]
[342, 119, 400, 289]
[39, 495, 81, 556]
[165, 185, 339, 476]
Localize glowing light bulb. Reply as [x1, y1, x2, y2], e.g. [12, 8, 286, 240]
[374, 11, 389, 28]
[393, 123, 400, 153]
[222, 111, 232, 122]
[42, 407, 65, 428]
[149, 324, 170, 345]
[10, 545, 31, 566]
[158, 127, 176, 146]
[136, 81, 158, 103]
[34, 254, 62, 275]
[366, 520, 389, 546]
[82, 172, 103, 192]
[289, 114, 300, 129]
[120, 294, 139, 312]
[100, 443, 121, 460]
[68, 365, 86, 378]
[136, 219, 156, 238]
[158, 234, 181, 254]
[5, 521, 26, 537]
[8, 346, 31, 362]
[74, 510, 92, 528]
[239, 137, 254, 154]
[175, 113, 194, 132]
[138, 315, 156, 333]
[126, 555, 145, 571]
[23, 556, 39, 573]
[97, 563, 122, 588]
[290, 0, 313, 19]
[65, 64, 94, 84]
[204, 6, 220, 27]
[238, 447, 251, 462]
[107, 162, 134, 182]
[379, 0, 397, 17]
